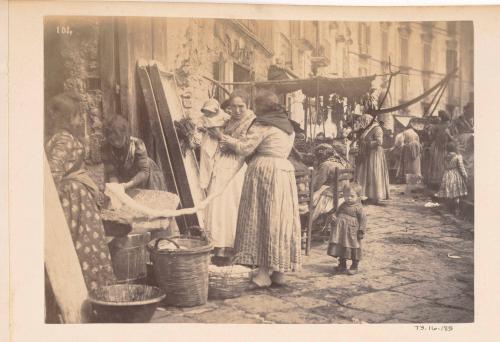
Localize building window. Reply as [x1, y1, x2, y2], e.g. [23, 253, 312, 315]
[422, 41, 432, 91]
[212, 61, 225, 102]
[423, 42, 431, 70]
[278, 33, 292, 67]
[400, 36, 409, 67]
[381, 29, 388, 61]
[358, 23, 370, 56]
[400, 35, 409, 101]
[290, 21, 300, 40]
[447, 22, 457, 36]
[343, 45, 350, 77]
[446, 48, 458, 103]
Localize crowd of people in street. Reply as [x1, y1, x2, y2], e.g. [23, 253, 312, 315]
[45, 85, 474, 305]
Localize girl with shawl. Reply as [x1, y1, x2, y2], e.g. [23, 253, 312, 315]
[355, 114, 390, 204]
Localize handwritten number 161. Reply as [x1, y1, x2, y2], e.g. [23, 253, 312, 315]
[56, 26, 73, 36]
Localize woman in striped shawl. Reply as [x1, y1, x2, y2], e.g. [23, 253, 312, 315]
[219, 90, 302, 287]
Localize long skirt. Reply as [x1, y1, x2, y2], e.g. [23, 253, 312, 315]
[398, 143, 422, 182]
[205, 155, 246, 256]
[436, 169, 468, 199]
[58, 179, 116, 291]
[234, 156, 302, 272]
[428, 143, 446, 186]
[356, 147, 390, 201]
[327, 214, 362, 260]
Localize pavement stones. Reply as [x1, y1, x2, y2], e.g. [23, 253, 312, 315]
[151, 185, 473, 324]
[341, 290, 431, 316]
[393, 304, 472, 323]
[391, 281, 467, 300]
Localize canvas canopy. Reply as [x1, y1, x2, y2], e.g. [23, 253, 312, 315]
[255, 75, 376, 99]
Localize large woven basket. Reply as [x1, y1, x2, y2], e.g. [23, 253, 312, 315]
[208, 254, 254, 300]
[147, 228, 212, 307]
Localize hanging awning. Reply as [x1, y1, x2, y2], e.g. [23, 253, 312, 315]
[394, 115, 412, 129]
[256, 75, 376, 98]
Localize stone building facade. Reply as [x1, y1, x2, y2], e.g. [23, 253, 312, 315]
[44, 18, 473, 143]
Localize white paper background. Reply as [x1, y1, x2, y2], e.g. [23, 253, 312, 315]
[5, 1, 500, 341]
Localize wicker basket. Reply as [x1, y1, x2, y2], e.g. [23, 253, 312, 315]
[208, 254, 254, 300]
[147, 227, 212, 307]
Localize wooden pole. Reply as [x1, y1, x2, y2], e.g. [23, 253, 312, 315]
[428, 78, 450, 117]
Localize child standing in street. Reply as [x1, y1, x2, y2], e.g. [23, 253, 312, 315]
[327, 183, 367, 275]
[436, 142, 468, 216]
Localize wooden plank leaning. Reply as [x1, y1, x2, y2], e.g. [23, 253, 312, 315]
[44, 153, 89, 323]
[147, 61, 205, 228]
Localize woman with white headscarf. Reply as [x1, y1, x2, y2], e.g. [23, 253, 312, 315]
[355, 114, 390, 204]
[398, 127, 422, 181]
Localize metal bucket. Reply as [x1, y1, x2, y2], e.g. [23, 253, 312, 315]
[108, 232, 151, 284]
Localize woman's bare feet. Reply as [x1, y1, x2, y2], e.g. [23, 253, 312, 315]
[270, 272, 286, 286]
[252, 268, 272, 288]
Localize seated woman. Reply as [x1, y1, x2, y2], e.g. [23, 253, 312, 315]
[102, 115, 167, 191]
[45, 92, 116, 291]
[310, 142, 352, 226]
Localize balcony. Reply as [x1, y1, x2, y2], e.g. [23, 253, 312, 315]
[229, 19, 274, 57]
[358, 43, 370, 58]
[311, 40, 331, 67]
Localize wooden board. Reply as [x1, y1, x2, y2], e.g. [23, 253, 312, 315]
[44, 154, 89, 323]
[136, 61, 178, 194]
[147, 62, 205, 228]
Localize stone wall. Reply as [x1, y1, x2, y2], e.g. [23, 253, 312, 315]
[44, 17, 104, 165]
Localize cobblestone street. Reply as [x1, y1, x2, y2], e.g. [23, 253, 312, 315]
[152, 185, 474, 324]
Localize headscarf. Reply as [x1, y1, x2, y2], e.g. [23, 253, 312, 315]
[314, 143, 350, 167]
[359, 113, 379, 140]
[253, 90, 294, 134]
[403, 128, 420, 144]
[359, 113, 374, 129]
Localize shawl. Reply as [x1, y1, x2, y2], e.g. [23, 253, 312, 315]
[254, 109, 294, 135]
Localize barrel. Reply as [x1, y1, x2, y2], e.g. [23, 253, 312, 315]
[108, 232, 151, 284]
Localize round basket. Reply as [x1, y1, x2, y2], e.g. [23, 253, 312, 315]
[147, 227, 213, 307]
[208, 254, 254, 300]
[88, 284, 165, 323]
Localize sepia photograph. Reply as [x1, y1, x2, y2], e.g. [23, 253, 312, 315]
[42, 14, 475, 325]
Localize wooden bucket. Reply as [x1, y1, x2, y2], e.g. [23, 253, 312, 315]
[108, 232, 151, 284]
